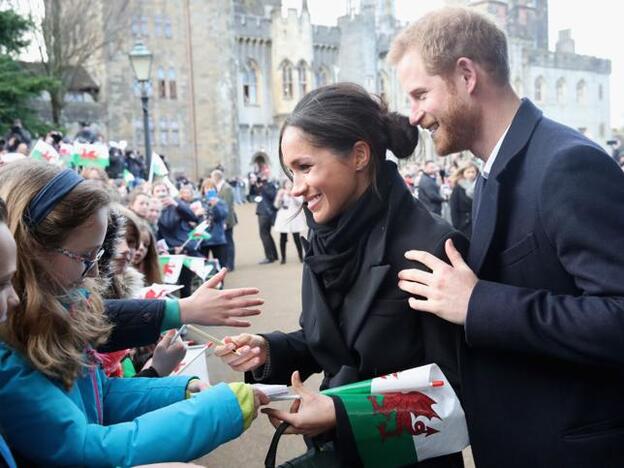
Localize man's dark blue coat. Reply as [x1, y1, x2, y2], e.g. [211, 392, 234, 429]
[463, 99, 624, 467]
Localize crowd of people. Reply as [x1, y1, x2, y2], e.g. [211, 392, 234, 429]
[1, 5, 624, 468]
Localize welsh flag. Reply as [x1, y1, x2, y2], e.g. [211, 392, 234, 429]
[159, 255, 185, 284]
[138, 283, 183, 299]
[59, 143, 78, 166]
[123, 169, 135, 184]
[183, 257, 210, 280]
[73, 142, 110, 168]
[187, 221, 211, 241]
[30, 140, 60, 165]
[151, 151, 169, 176]
[322, 364, 469, 467]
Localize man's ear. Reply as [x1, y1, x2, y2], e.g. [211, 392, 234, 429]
[455, 57, 478, 95]
[353, 141, 371, 172]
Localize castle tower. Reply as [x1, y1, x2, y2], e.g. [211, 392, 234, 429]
[270, 4, 314, 120]
[337, 11, 377, 92]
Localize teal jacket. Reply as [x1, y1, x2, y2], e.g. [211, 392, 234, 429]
[0, 343, 244, 467]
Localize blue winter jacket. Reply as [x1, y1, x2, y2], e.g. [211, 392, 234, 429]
[0, 343, 245, 467]
[201, 199, 228, 247]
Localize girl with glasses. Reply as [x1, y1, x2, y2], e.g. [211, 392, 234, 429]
[0, 160, 268, 466]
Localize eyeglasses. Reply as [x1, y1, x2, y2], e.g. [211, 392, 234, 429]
[54, 247, 105, 278]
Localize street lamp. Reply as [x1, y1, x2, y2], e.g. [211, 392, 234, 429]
[129, 41, 154, 180]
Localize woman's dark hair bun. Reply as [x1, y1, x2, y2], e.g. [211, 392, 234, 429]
[384, 112, 419, 159]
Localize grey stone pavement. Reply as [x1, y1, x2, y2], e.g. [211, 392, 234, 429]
[193, 203, 474, 467]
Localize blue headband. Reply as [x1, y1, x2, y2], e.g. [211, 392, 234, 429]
[25, 169, 84, 228]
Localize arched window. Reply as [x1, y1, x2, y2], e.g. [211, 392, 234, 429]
[159, 117, 168, 146]
[281, 60, 293, 100]
[315, 66, 329, 88]
[599, 122, 605, 138]
[242, 60, 259, 105]
[576, 80, 586, 104]
[534, 76, 545, 102]
[513, 77, 523, 97]
[556, 77, 566, 104]
[378, 71, 389, 104]
[297, 61, 308, 97]
[157, 67, 166, 98]
[168, 67, 177, 99]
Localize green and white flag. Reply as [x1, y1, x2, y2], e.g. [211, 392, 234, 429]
[148, 151, 169, 182]
[123, 169, 135, 184]
[187, 220, 212, 241]
[73, 142, 110, 168]
[59, 143, 78, 166]
[30, 140, 60, 165]
[322, 364, 469, 467]
[183, 257, 213, 280]
[159, 255, 185, 284]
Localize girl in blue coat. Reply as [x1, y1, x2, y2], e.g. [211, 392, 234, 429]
[0, 160, 268, 467]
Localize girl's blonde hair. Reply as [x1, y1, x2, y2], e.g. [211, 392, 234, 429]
[0, 160, 112, 388]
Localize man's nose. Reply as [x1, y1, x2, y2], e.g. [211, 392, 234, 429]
[409, 108, 425, 127]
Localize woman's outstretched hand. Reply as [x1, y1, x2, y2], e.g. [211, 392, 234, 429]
[214, 333, 268, 372]
[262, 371, 336, 438]
[179, 269, 263, 327]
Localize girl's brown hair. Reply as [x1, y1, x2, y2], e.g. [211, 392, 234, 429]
[0, 160, 112, 388]
[136, 220, 162, 284]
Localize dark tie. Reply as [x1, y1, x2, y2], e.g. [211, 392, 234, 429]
[472, 173, 487, 221]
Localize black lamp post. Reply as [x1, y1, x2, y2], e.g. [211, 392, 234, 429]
[129, 41, 154, 179]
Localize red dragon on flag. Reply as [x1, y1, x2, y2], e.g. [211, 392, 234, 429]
[368, 392, 441, 441]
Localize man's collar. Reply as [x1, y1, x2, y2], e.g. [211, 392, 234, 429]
[483, 124, 511, 178]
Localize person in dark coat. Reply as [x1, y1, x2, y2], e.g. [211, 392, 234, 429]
[392, 7, 624, 468]
[216, 83, 466, 468]
[449, 162, 478, 238]
[254, 175, 279, 264]
[418, 160, 445, 214]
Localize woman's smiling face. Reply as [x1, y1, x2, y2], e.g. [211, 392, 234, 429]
[281, 126, 368, 224]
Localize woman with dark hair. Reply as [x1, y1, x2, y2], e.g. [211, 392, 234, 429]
[217, 83, 467, 467]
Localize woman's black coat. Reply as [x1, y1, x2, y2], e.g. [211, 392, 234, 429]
[250, 166, 468, 467]
[449, 184, 473, 239]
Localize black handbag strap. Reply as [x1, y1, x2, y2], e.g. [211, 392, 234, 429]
[265, 422, 291, 468]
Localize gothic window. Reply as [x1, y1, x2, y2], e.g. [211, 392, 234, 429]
[170, 120, 180, 146]
[599, 123, 605, 138]
[576, 80, 586, 104]
[378, 71, 389, 104]
[164, 17, 173, 38]
[154, 15, 162, 37]
[534, 76, 545, 102]
[297, 61, 308, 97]
[157, 67, 166, 98]
[556, 78, 566, 104]
[168, 68, 177, 99]
[281, 60, 294, 100]
[315, 66, 329, 88]
[159, 117, 168, 146]
[598, 84, 604, 100]
[242, 60, 260, 105]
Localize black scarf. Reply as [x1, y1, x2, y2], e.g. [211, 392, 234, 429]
[303, 161, 395, 311]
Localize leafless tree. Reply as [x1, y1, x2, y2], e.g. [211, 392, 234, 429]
[36, 0, 129, 125]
